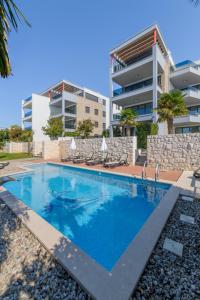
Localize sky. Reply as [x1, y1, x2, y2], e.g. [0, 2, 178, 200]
[0, 0, 200, 128]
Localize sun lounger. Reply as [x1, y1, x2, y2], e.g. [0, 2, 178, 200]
[86, 153, 108, 166]
[61, 152, 80, 162]
[194, 168, 200, 179]
[0, 162, 9, 169]
[73, 153, 94, 164]
[103, 153, 129, 168]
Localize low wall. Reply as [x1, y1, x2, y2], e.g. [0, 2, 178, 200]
[3, 142, 32, 153]
[43, 140, 60, 160]
[59, 137, 138, 165]
[147, 133, 200, 171]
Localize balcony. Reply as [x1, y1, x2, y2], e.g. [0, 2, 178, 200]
[23, 96, 32, 108]
[112, 111, 152, 125]
[170, 61, 200, 89]
[113, 78, 153, 97]
[24, 111, 32, 117]
[112, 56, 153, 86]
[181, 86, 200, 106]
[173, 114, 200, 126]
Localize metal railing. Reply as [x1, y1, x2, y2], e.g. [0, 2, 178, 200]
[142, 161, 147, 181]
[155, 163, 159, 182]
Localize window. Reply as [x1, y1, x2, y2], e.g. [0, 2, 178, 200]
[85, 106, 90, 113]
[85, 92, 98, 103]
[103, 123, 106, 130]
[94, 109, 99, 115]
[95, 121, 98, 128]
[103, 111, 106, 117]
[103, 99, 106, 106]
[128, 102, 153, 115]
[175, 126, 200, 134]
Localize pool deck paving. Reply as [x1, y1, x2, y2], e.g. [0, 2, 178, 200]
[50, 160, 182, 182]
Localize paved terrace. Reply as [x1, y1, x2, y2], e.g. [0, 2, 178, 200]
[51, 160, 182, 182]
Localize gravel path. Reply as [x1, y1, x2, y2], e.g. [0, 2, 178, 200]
[0, 194, 199, 299]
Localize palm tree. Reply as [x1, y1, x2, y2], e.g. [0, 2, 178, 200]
[0, 0, 30, 78]
[155, 90, 188, 134]
[120, 108, 137, 136]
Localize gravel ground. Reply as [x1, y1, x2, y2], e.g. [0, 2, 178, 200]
[0, 194, 199, 300]
[132, 196, 200, 300]
[0, 200, 88, 300]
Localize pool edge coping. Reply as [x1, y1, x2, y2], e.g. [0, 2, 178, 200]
[0, 164, 193, 300]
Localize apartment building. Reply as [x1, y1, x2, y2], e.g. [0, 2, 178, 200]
[22, 80, 109, 141]
[109, 24, 200, 136]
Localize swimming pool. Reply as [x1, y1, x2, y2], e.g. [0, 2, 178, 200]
[4, 163, 170, 271]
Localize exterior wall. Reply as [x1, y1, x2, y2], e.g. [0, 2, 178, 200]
[33, 141, 44, 156]
[32, 94, 50, 142]
[147, 133, 200, 170]
[3, 142, 32, 153]
[59, 137, 138, 165]
[43, 140, 60, 160]
[76, 96, 106, 135]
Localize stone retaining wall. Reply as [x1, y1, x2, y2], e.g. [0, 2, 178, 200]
[59, 137, 138, 165]
[147, 133, 200, 170]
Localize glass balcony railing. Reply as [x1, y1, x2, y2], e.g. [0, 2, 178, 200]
[181, 86, 200, 93]
[51, 93, 62, 101]
[65, 107, 76, 115]
[113, 78, 153, 97]
[171, 60, 200, 72]
[25, 126, 32, 130]
[112, 49, 152, 74]
[24, 111, 32, 117]
[24, 96, 32, 103]
[113, 113, 121, 120]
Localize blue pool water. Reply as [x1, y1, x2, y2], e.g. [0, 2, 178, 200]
[4, 163, 170, 271]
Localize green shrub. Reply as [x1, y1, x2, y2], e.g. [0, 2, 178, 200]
[64, 131, 80, 137]
[136, 122, 151, 149]
[150, 123, 158, 135]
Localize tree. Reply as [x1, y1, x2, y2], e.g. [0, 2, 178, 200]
[77, 119, 94, 138]
[42, 117, 64, 139]
[20, 129, 33, 142]
[9, 125, 23, 141]
[0, 128, 9, 149]
[119, 108, 137, 136]
[0, 0, 30, 77]
[155, 90, 188, 134]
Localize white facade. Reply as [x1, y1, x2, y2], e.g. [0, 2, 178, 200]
[22, 94, 50, 141]
[109, 24, 200, 135]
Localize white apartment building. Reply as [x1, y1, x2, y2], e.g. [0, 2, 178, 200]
[22, 80, 109, 141]
[109, 24, 200, 136]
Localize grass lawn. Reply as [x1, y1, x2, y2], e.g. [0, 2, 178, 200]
[0, 152, 33, 161]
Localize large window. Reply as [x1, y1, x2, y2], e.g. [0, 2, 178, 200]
[188, 105, 200, 115]
[94, 109, 99, 115]
[85, 92, 99, 103]
[128, 102, 153, 115]
[175, 126, 200, 134]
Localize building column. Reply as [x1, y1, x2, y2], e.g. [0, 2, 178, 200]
[152, 43, 158, 123]
[109, 55, 114, 137]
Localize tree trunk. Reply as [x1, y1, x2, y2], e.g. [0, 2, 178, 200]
[127, 127, 131, 136]
[167, 118, 174, 134]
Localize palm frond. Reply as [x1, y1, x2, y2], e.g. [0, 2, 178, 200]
[0, 0, 30, 77]
[190, 0, 200, 6]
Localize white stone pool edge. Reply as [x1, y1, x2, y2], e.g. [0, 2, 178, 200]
[0, 163, 194, 300]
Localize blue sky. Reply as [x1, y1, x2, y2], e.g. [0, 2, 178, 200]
[0, 0, 200, 127]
